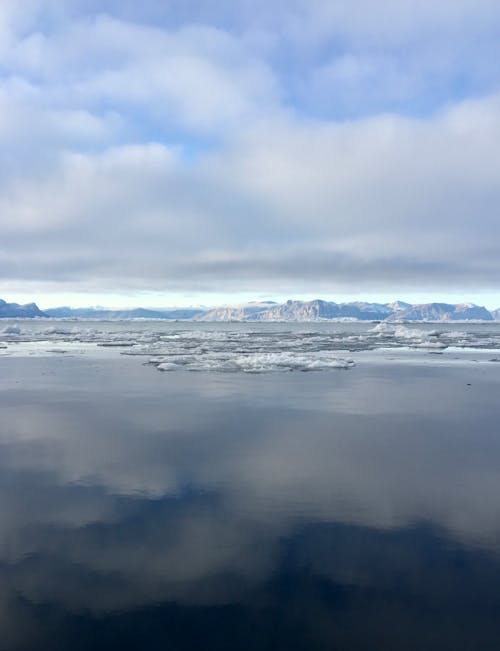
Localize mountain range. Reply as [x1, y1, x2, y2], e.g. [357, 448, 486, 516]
[198, 300, 494, 321]
[1, 298, 499, 321]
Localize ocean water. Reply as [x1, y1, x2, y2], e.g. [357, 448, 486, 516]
[1, 321, 500, 649]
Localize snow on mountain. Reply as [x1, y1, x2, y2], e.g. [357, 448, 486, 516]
[386, 300, 412, 311]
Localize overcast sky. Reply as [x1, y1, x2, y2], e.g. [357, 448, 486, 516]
[1, 0, 500, 308]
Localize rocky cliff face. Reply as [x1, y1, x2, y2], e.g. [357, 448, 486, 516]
[235, 300, 494, 322]
[196, 302, 277, 321]
[254, 300, 341, 321]
[252, 300, 394, 321]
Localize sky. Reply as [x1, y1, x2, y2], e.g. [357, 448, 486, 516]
[1, 0, 500, 309]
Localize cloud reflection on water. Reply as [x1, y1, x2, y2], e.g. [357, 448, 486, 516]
[0, 356, 500, 647]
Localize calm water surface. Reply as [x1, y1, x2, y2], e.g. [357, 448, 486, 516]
[1, 332, 500, 649]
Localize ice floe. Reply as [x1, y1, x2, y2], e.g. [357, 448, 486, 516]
[154, 351, 355, 373]
[1, 321, 500, 372]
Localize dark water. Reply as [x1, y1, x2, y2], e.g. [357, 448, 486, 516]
[1, 353, 500, 649]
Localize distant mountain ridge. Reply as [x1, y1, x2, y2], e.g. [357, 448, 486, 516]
[1, 297, 499, 321]
[0, 299, 45, 318]
[387, 302, 493, 322]
[43, 306, 205, 320]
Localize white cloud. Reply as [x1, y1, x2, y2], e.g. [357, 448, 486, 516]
[0, 1, 499, 296]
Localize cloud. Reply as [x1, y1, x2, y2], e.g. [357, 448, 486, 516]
[0, 1, 500, 296]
